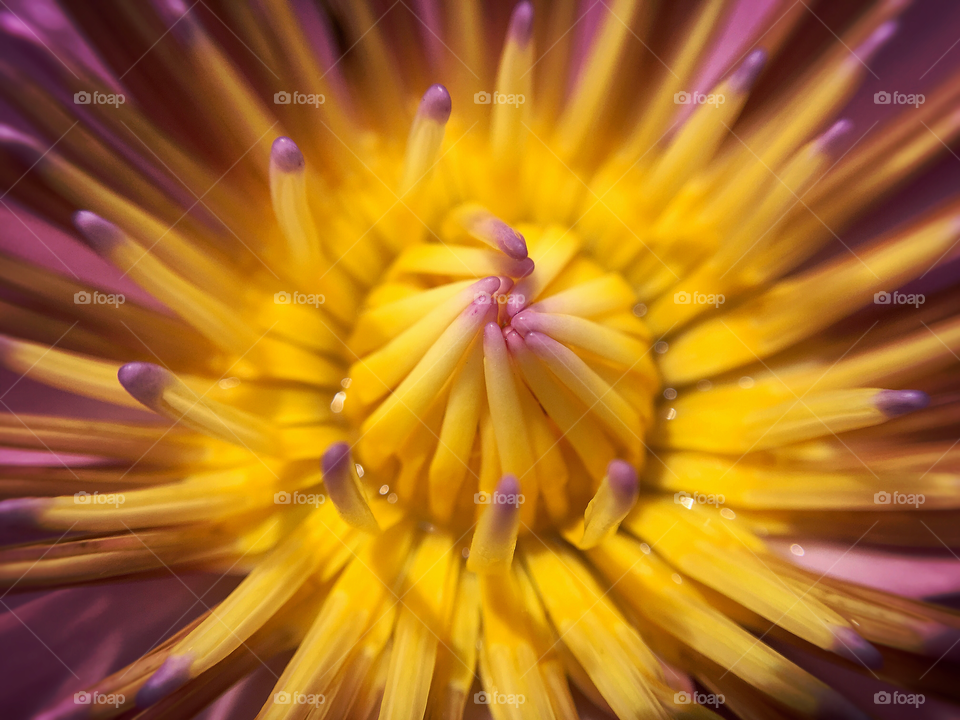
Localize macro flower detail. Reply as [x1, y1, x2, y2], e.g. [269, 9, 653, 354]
[1, 1, 960, 720]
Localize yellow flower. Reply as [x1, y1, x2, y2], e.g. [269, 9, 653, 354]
[1, 1, 960, 719]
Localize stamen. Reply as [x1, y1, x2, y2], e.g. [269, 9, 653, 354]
[118, 362, 280, 455]
[445, 203, 528, 259]
[577, 460, 639, 548]
[322, 442, 380, 533]
[467, 474, 522, 574]
[400, 83, 451, 194]
[490, 2, 533, 158]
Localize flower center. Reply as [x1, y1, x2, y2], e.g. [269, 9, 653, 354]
[339, 205, 658, 536]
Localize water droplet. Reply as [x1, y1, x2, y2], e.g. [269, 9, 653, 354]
[654, 341, 668, 354]
[633, 303, 647, 317]
[665, 407, 677, 420]
[330, 391, 346, 413]
[720, 508, 736, 520]
[218, 377, 240, 389]
[671, 573, 683, 584]
[379, 485, 389, 495]
[680, 495, 694, 509]
[663, 388, 677, 400]
[738, 376, 754, 389]
[341, 377, 352, 388]
[790, 543, 805, 557]
[387, 492, 398, 504]
[639, 543, 651, 555]
[355, 463, 364, 478]
[696, 379, 712, 391]
[462, 547, 470, 559]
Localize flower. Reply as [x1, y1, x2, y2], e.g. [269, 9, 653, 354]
[1, 1, 960, 719]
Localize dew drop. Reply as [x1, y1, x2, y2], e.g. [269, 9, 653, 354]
[696, 379, 712, 391]
[665, 407, 677, 420]
[639, 543, 651, 555]
[663, 388, 677, 400]
[671, 573, 683, 584]
[462, 547, 470, 559]
[738, 376, 754, 389]
[654, 341, 668, 354]
[341, 377, 352, 388]
[355, 463, 364, 478]
[720, 508, 736, 520]
[218, 377, 240, 389]
[387, 492, 398, 504]
[330, 391, 346, 413]
[790, 543, 805, 557]
[632, 303, 647, 317]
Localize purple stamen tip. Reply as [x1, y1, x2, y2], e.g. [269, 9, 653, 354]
[514, 257, 535, 279]
[510, 311, 538, 336]
[0, 124, 44, 165]
[419, 83, 452, 124]
[606, 459, 638, 499]
[73, 211, 124, 253]
[321, 441, 352, 477]
[729, 48, 767, 94]
[509, 2, 534, 47]
[270, 136, 305, 173]
[493, 222, 527, 259]
[875, 389, 929, 418]
[831, 627, 884, 669]
[496, 473, 521, 502]
[118, 362, 173, 408]
[136, 654, 192, 707]
[814, 119, 853, 157]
